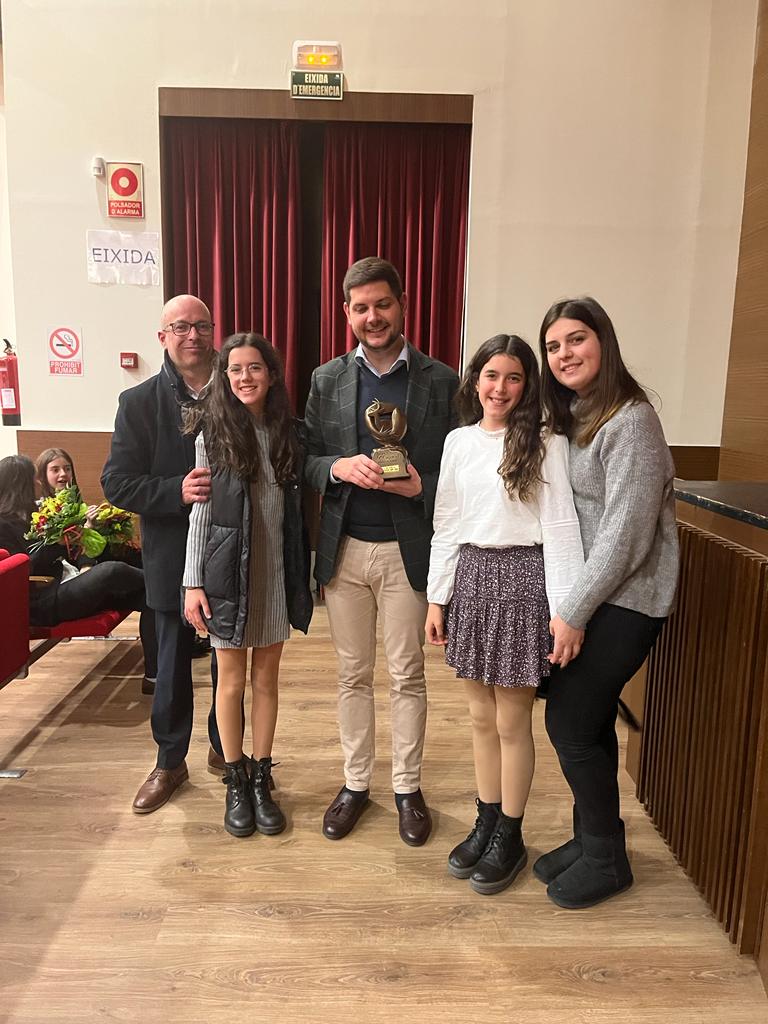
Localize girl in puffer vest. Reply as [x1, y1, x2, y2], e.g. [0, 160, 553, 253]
[182, 333, 312, 839]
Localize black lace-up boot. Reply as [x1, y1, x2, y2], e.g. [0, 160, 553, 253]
[222, 758, 256, 838]
[250, 756, 286, 835]
[469, 812, 527, 895]
[447, 799, 500, 878]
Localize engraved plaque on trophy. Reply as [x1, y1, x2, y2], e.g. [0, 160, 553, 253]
[364, 398, 410, 480]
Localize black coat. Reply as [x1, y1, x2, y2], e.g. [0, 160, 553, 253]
[0, 516, 67, 624]
[200, 445, 313, 646]
[101, 353, 197, 611]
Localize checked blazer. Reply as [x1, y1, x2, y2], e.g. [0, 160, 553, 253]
[304, 343, 459, 592]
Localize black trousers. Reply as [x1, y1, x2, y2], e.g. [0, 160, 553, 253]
[52, 562, 158, 678]
[153, 611, 228, 768]
[544, 603, 665, 837]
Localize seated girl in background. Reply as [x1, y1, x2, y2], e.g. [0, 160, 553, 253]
[426, 335, 583, 895]
[182, 333, 313, 840]
[0, 456, 153, 669]
[34, 446, 158, 692]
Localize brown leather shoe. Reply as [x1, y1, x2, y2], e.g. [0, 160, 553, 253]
[207, 746, 226, 776]
[322, 786, 369, 840]
[132, 762, 189, 814]
[397, 790, 432, 846]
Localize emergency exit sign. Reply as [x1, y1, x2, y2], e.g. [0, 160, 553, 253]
[290, 70, 343, 100]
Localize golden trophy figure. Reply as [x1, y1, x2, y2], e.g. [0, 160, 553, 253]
[364, 398, 410, 480]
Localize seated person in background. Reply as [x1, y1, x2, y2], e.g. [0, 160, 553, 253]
[0, 455, 155, 681]
[37, 448, 209, 665]
[35, 446, 159, 692]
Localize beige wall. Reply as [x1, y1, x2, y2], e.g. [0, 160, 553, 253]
[1, 0, 758, 448]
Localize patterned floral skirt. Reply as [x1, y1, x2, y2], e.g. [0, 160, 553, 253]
[445, 544, 552, 688]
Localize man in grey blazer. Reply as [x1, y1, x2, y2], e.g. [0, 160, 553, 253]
[304, 257, 459, 845]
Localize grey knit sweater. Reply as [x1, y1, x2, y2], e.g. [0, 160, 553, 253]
[557, 400, 679, 630]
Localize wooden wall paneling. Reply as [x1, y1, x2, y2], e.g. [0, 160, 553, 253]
[638, 521, 768, 955]
[670, 445, 720, 481]
[736, 567, 768, 951]
[159, 87, 474, 124]
[16, 430, 114, 506]
[667, 530, 697, 857]
[689, 535, 721, 894]
[715, 552, 753, 928]
[731, 557, 767, 938]
[719, 0, 768, 480]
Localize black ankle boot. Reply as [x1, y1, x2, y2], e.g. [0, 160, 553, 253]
[222, 758, 256, 838]
[250, 756, 286, 835]
[447, 799, 500, 878]
[469, 812, 527, 895]
[546, 822, 633, 909]
[533, 805, 582, 884]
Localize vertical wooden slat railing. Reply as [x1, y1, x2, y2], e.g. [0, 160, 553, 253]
[637, 523, 768, 955]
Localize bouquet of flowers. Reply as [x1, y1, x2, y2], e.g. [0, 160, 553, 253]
[25, 485, 106, 559]
[90, 502, 138, 553]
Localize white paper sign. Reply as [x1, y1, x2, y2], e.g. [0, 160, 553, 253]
[86, 229, 160, 286]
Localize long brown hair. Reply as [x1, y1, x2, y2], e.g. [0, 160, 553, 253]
[35, 447, 77, 498]
[539, 296, 648, 445]
[0, 455, 37, 523]
[184, 333, 298, 484]
[455, 334, 545, 502]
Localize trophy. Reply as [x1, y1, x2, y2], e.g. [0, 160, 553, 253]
[364, 398, 410, 480]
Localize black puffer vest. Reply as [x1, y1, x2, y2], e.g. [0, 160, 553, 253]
[201, 441, 313, 646]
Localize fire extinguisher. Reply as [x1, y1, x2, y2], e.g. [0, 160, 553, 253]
[0, 341, 22, 426]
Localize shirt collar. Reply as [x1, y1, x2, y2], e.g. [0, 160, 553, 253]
[353, 340, 410, 379]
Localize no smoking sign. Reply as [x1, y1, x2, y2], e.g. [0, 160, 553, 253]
[107, 162, 144, 219]
[48, 326, 83, 376]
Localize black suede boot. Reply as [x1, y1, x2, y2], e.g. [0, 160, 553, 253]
[469, 812, 527, 895]
[250, 756, 286, 835]
[532, 805, 582, 884]
[447, 799, 500, 879]
[222, 758, 256, 838]
[546, 823, 633, 909]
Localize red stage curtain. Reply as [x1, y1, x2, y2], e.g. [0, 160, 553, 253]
[320, 122, 471, 368]
[162, 117, 302, 407]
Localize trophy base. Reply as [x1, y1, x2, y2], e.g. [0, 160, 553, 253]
[372, 446, 410, 480]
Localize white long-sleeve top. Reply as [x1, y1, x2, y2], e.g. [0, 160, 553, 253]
[427, 425, 585, 616]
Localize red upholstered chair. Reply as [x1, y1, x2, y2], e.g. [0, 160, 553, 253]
[29, 609, 129, 642]
[0, 548, 31, 689]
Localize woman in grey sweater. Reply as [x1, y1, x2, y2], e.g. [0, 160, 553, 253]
[534, 296, 679, 910]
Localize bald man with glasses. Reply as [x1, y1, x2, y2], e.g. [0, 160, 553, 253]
[103, 294, 227, 812]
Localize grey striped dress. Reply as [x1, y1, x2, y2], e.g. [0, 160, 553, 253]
[183, 429, 290, 649]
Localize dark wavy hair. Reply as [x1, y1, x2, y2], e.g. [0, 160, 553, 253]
[0, 455, 37, 522]
[184, 333, 298, 484]
[539, 296, 647, 445]
[35, 447, 77, 498]
[455, 334, 545, 502]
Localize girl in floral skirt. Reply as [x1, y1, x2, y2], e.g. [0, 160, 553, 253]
[425, 335, 583, 895]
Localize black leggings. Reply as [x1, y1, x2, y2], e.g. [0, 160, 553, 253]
[544, 603, 664, 837]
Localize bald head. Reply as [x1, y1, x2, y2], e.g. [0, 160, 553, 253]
[159, 294, 211, 330]
[157, 293, 215, 385]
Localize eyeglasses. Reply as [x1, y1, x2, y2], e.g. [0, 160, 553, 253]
[163, 320, 215, 336]
[226, 363, 266, 378]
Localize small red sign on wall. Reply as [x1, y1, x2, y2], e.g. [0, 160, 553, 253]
[107, 162, 144, 219]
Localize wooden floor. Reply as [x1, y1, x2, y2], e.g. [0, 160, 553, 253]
[1, 608, 767, 1024]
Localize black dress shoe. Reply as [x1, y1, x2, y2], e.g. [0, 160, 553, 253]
[397, 790, 432, 846]
[322, 786, 369, 840]
[141, 676, 156, 696]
